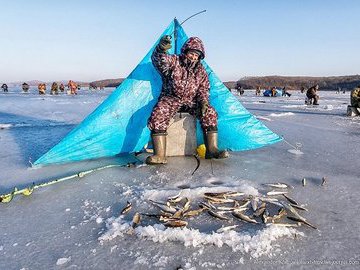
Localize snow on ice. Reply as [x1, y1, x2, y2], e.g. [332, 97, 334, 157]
[0, 88, 359, 269]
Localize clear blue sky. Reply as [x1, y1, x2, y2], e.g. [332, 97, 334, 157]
[1, 0, 359, 82]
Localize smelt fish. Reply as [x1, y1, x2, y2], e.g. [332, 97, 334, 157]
[204, 195, 235, 204]
[232, 211, 258, 224]
[287, 216, 317, 230]
[251, 197, 258, 211]
[131, 212, 141, 228]
[321, 177, 327, 186]
[168, 191, 182, 203]
[302, 178, 306, 187]
[290, 204, 308, 211]
[208, 210, 230, 221]
[253, 203, 267, 217]
[172, 209, 184, 219]
[183, 208, 205, 218]
[282, 194, 299, 205]
[203, 191, 228, 198]
[159, 216, 180, 222]
[216, 206, 248, 212]
[267, 190, 288, 196]
[199, 201, 216, 210]
[224, 191, 245, 198]
[149, 200, 177, 214]
[182, 197, 191, 212]
[120, 201, 132, 215]
[164, 220, 188, 227]
[262, 182, 293, 189]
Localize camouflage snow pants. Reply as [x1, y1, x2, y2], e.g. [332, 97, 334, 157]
[148, 96, 218, 133]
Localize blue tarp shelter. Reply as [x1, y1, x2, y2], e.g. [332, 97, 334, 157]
[34, 19, 282, 167]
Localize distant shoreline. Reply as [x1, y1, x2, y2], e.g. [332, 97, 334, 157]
[3, 75, 360, 91]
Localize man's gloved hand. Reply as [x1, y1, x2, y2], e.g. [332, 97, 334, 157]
[159, 35, 172, 51]
[201, 102, 209, 116]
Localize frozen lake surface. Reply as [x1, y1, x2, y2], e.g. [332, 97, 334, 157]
[0, 88, 359, 269]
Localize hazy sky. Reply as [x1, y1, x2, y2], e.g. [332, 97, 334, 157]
[1, 0, 359, 82]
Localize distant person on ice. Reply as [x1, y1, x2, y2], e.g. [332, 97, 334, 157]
[68, 80, 78, 95]
[1, 83, 8, 92]
[22, 82, 30, 92]
[305, 84, 319, 105]
[146, 35, 229, 165]
[59, 83, 65, 92]
[350, 85, 360, 109]
[271, 87, 277, 97]
[38, 83, 46, 95]
[51, 82, 59, 95]
[281, 86, 291, 97]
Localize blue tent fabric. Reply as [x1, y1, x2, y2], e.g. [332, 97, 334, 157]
[263, 89, 282, 97]
[34, 19, 282, 167]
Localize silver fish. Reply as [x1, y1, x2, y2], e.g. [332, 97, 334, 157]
[250, 197, 259, 211]
[164, 220, 188, 227]
[149, 200, 177, 214]
[203, 191, 228, 198]
[216, 206, 248, 212]
[182, 197, 191, 212]
[183, 208, 205, 218]
[172, 209, 184, 219]
[208, 210, 230, 221]
[168, 191, 182, 202]
[262, 182, 293, 189]
[287, 216, 317, 230]
[159, 216, 180, 222]
[204, 195, 235, 204]
[232, 210, 258, 224]
[253, 202, 267, 217]
[224, 191, 245, 198]
[267, 190, 288, 196]
[281, 202, 306, 221]
[199, 201, 216, 210]
[131, 212, 141, 228]
[290, 204, 308, 211]
[302, 178, 306, 187]
[321, 177, 327, 186]
[282, 194, 299, 205]
[120, 201, 132, 215]
[269, 208, 287, 222]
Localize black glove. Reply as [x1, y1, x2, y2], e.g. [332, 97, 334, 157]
[201, 102, 209, 116]
[159, 35, 172, 51]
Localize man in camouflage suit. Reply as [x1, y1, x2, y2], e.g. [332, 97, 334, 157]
[146, 35, 229, 165]
[350, 85, 360, 109]
[306, 84, 319, 105]
[51, 82, 59, 95]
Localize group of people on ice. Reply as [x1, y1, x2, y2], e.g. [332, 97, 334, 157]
[38, 80, 78, 95]
[1, 81, 79, 95]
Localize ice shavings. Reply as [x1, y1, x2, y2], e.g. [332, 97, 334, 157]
[56, 257, 71, 265]
[99, 215, 301, 258]
[269, 112, 295, 117]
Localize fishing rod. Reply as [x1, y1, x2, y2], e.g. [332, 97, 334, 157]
[0, 163, 135, 203]
[171, 9, 207, 53]
[180, 10, 206, 26]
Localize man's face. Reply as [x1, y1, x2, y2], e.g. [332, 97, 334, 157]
[186, 50, 200, 62]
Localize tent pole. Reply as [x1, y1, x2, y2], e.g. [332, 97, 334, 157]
[174, 18, 178, 55]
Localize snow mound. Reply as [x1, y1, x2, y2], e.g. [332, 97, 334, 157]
[269, 112, 295, 117]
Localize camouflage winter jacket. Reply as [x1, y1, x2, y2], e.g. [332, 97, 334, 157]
[306, 85, 319, 98]
[151, 37, 210, 107]
[351, 87, 360, 106]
